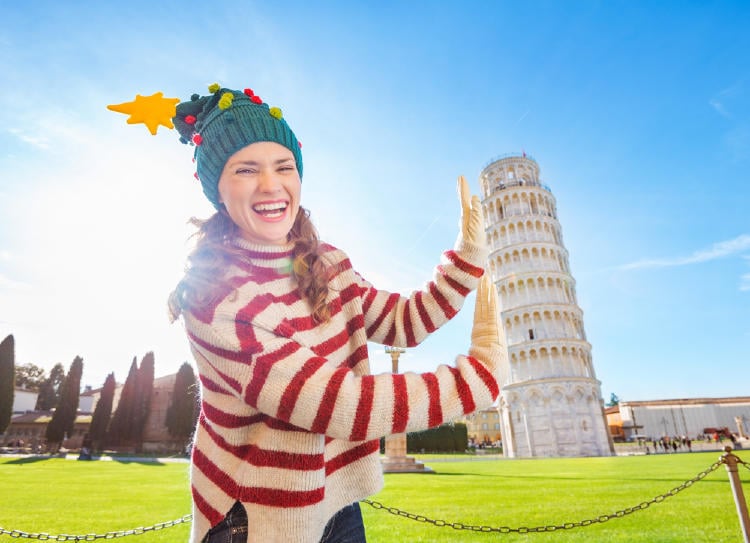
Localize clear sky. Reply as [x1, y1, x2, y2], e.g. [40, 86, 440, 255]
[1, 1, 748, 403]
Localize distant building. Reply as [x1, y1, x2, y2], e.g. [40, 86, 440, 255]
[2, 411, 92, 451]
[142, 373, 184, 453]
[78, 385, 96, 413]
[610, 397, 750, 441]
[464, 407, 502, 446]
[605, 405, 624, 441]
[12, 388, 38, 413]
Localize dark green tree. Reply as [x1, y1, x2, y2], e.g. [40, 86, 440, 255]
[133, 352, 155, 452]
[108, 357, 139, 448]
[0, 335, 15, 435]
[89, 372, 116, 451]
[453, 422, 468, 451]
[36, 363, 65, 410]
[165, 362, 199, 447]
[45, 356, 83, 449]
[14, 362, 45, 391]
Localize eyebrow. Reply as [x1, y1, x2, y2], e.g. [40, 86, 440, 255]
[230, 157, 295, 167]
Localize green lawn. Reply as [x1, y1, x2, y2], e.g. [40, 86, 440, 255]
[0, 451, 747, 542]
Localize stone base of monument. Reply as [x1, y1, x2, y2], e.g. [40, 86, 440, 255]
[381, 433, 434, 473]
[381, 455, 434, 473]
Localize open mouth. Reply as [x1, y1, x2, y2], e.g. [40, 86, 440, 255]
[252, 201, 288, 218]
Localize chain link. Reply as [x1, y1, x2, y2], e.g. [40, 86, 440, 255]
[362, 459, 725, 534]
[0, 515, 192, 541]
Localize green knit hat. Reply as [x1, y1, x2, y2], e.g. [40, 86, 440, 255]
[172, 83, 303, 209]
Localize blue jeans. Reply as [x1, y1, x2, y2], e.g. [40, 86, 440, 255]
[203, 501, 367, 543]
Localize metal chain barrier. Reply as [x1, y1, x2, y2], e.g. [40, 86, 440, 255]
[362, 458, 726, 534]
[1, 451, 746, 539]
[0, 515, 192, 541]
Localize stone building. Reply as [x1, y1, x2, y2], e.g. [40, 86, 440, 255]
[614, 397, 750, 441]
[464, 407, 502, 447]
[141, 373, 187, 453]
[3, 411, 92, 451]
[479, 154, 613, 457]
[12, 388, 38, 412]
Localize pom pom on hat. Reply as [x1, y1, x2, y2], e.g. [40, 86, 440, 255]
[218, 92, 234, 110]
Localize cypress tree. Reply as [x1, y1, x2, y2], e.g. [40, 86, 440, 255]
[89, 372, 116, 451]
[108, 357, 138, 448]
[0, 335, 15, 435]
[165, 362, 199, 447]
[133, 352, 155, 451]
[36, 363, 65, 410]
[45, 356, 83, 449]
[454, 422, 468, 451]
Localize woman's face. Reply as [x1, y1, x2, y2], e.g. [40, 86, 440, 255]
[217, 141, 301, 245]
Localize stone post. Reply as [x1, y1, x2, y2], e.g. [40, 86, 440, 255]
[381, 347, 432, 473]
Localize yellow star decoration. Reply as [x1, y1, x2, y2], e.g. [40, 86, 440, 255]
[107, 92, 180, 135]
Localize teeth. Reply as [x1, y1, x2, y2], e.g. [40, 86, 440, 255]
[253, 202, 287, 212]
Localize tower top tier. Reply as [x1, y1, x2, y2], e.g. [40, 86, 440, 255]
[480, 154, 551, 198]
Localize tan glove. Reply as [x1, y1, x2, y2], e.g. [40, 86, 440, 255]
[456, 175, 485, 249]
[468, 274, 505, 375]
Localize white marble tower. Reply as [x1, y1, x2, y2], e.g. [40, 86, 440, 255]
[479, 154, 613, 457]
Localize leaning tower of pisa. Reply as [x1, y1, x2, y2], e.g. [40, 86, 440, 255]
[479, 154, 613, 457]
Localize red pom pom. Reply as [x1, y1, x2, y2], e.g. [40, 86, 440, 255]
[194, 172, 200, 180]
[193, 134, 203, 145]
[298, 141, 302, 148]
[251, 95, 262, 104]
[244, 88, 254, 97]
[185, 115, 196, 125]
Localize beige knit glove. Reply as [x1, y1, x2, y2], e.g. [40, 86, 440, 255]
[457, 175, 485, 249]
[468, 274, 505, 375]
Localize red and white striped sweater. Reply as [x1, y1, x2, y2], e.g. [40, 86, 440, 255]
[183, 237, 499, 542]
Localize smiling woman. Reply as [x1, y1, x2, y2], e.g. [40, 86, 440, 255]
[159, 83, 505, 543]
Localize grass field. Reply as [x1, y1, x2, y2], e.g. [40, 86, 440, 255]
[0, 451, 747, 542]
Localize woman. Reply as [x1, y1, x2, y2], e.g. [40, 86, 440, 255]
[168, 84, 503, 543]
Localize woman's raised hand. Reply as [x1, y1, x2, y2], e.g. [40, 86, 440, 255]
[469, 274, 504, 375]
[457, 175, 485, 248]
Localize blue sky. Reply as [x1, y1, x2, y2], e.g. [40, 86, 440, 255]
[1, 1, 748, 403]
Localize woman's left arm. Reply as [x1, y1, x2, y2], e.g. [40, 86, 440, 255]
[359, 176, 487, 347]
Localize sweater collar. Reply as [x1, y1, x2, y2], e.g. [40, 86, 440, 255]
[231, 238, 294, 276]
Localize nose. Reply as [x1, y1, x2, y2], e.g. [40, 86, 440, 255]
[257, 170, 281, 193]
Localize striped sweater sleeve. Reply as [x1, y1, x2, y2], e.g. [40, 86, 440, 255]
[187, 313, 499, 441]
[353, 246, 485, 347]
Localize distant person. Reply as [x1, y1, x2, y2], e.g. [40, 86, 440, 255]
[78, 434, 93, 461]
[164, 84, 505, 543]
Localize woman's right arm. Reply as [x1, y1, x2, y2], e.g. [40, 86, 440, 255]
[186, 276, 503, 441]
